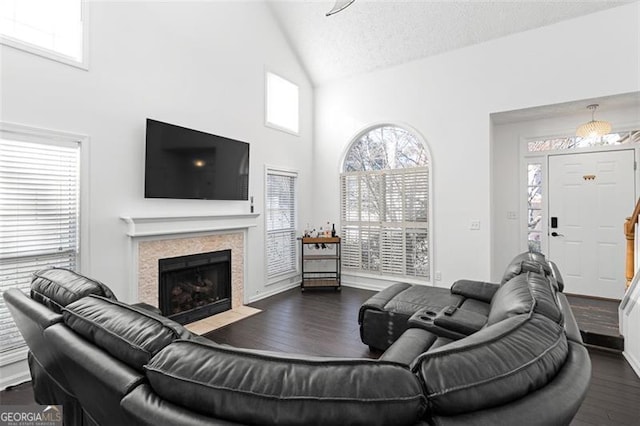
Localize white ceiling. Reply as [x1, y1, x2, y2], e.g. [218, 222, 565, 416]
[267, 0, 634, 86]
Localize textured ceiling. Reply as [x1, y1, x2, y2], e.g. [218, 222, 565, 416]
[267, 0, 634, 85]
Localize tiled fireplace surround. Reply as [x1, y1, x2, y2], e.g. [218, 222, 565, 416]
[138, 233, 244, 310]
[121, 214, 259, 311]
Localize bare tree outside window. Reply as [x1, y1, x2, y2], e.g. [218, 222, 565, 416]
[527, 130, 639, 153]
[341, 126, 430, 280]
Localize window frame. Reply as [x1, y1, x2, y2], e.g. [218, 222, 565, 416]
[264, 70, 300, 136]
[0, 122, 89, 364]
[339, 124, 433, 285]
[0, 0, 90, 70]
[264, 166, 299, 284]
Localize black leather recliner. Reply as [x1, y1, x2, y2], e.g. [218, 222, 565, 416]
[358, 251, 562, 350]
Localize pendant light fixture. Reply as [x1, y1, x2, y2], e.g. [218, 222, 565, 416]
[576, 104, 612, 138]
[326, 0, 355, 16]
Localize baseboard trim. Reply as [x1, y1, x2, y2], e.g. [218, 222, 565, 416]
[247, 281, 300, 304]
[0, 355, 30, 391]
[623, 350, 640, 379]
[340, 280, 387, 292]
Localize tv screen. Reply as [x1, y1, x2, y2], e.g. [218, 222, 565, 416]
[145, 119, 249, 200]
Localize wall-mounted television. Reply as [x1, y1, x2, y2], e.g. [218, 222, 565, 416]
[145, 119, 249, 200]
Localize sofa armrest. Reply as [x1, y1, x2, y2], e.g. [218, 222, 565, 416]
[379, 328, 438, 366]
[556, 293, 582, 344]
[433, 308, 487, 336]
[358, 282, 412, 323]
[122, 384, 242, 426]
[450, 280, 499, 303]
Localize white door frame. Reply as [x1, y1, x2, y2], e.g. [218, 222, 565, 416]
[520, 136, 639, 258]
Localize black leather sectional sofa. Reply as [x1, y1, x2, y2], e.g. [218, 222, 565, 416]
[4, 252, 591, 425]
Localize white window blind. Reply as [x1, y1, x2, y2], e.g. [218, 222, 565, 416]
[0, 138, 80, 353]
[340, 167, 429, 279]
[266, 170, 297, 279]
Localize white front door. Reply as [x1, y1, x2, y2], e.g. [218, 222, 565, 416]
[548, 150, 636, 299]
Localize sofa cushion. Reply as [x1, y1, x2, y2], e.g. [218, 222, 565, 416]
[457, 298, 491, 317]
[145, 339, 427, 426]
[62, 295, 191, 371]
[486, 274, 534, 326]
[413, 313, 568, 416]
[382, 285, 464, 316]
[31, 268, 117, 313]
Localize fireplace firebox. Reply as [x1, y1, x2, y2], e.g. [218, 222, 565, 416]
[158, 250, 231, 325]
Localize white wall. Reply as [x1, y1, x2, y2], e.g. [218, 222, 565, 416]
[1, 1, 313, 302]
[620, 270, 640, 378]
[314, 3, 640, 289]
[491, 105, 640, 281]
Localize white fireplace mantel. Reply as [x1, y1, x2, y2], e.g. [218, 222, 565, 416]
[120, 213, 260, 238]
[120, 213, 259, 305]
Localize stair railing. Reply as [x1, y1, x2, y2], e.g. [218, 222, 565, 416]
[624, 197, 640, 289]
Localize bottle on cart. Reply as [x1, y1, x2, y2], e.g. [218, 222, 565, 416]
[331, 223, 336, 237]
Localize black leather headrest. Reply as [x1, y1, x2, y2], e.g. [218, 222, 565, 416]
[487, 274, 534, 326]
[501, 252, 552, 284]
[31, 268, 117, 313]
[63, 295, 191, 371]
[413, 314, 568, 416]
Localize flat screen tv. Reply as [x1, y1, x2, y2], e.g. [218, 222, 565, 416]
[145, 119, 249, 200]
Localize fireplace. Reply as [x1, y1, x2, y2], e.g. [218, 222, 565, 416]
[158, 250, 232, 325]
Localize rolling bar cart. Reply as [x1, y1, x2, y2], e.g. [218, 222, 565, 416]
[300, 237, 341, 292]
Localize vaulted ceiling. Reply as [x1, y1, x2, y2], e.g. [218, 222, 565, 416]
[267, 1, 634, 86]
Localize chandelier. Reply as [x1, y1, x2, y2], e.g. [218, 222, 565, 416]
[326, 0, 356, 16]
[576, 104, 612, 138]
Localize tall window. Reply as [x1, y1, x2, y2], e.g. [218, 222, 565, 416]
[0, 134, 80, 353]
[341, 125, 430, 280]
[266, 169, 297, 279]
[527, 163, 542, 252]
[0, 0, 87, 67]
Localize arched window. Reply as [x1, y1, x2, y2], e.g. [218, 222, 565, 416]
[341, 125, 431, 280]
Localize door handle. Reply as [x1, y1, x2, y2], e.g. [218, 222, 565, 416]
[551, 232, 564, 237]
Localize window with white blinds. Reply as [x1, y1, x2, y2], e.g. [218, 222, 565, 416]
[266, 170, 297, 279]
[0, 137, 80, 353]
[341, 125, 430, 280]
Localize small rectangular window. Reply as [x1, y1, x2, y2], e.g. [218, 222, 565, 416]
[0, 0, 87, 68]
[265, 71, 299, 135]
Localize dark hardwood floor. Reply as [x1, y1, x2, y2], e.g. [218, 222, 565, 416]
[2, 286, 639, 425]
[566, 293, 624, 351]
[203, 286, 382, 359]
